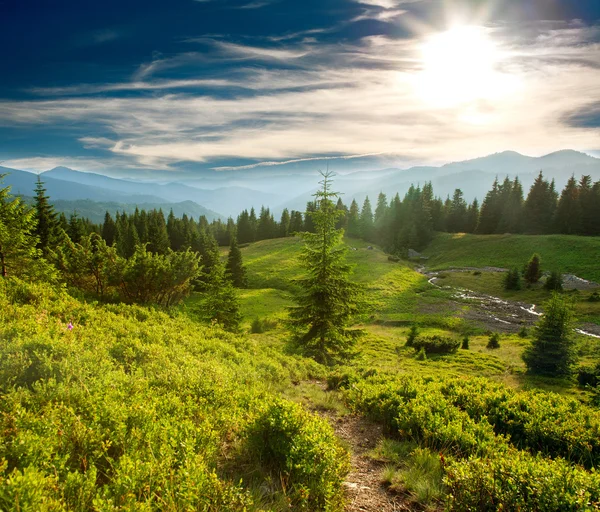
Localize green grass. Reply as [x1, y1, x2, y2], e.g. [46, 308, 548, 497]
[423, 233, 600, 282]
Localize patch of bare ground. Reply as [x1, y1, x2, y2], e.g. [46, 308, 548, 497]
[318, 410, 418, 511]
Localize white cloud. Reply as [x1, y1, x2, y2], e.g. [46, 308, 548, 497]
[2, 23, 600, 169]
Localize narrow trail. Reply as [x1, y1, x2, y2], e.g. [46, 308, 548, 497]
[319, 411, 413, 512]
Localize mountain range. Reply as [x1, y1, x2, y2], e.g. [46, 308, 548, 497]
[1, 150, 599, 221]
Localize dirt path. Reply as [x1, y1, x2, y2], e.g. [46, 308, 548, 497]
[317, 410, 415, 511]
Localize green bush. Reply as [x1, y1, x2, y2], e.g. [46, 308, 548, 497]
[406, 325, 419, 347]
[461, 335, 469, 350]
[0, 278, 333, 510]
[412, 335, 460, 354]
[244, 400, 350, 511]
[486, 332, 500, 349]
[445, 450, 600, 511]
[250, 317, 278, 334]
[504, 268, 522, 290]
[544, 270, 564, 291]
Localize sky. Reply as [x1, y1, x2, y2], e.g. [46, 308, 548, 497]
[1, 0, 600, 176]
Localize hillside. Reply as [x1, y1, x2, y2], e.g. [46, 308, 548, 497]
[0, 278, 346, 510]
[22, 197, 222, 223]
[422, 233, 600, 283]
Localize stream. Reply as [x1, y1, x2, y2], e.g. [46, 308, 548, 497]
[422, 269, 600, 339]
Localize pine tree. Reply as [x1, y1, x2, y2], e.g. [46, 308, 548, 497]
[523, 293, 576, 376]
[225, 236, 247, 288]
[346, 199, 360, 238]
[279, 208, 291, 237]
[447, 188, 467, 233]
[289, 210, 304, 233]
[360, 196, 374, 241]
[465, 199, 479, 233]
[287, 171, 364, 365]
[335, 197, 348, 231]
[524, 253, 542, 285]
[477, 178, 500, 234]
[33, 175, 59, 255]
[101, 212, 117, 246]
[203, 258, 242, 331]
[555, 175, 581, 234]
[0, 177, 42, 278]
[523, 172, 558, 234]
[147, 210, 170, 254]
[578, 176, 596, 235]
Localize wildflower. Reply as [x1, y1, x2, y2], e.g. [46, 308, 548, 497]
[67, 322, 74, 331]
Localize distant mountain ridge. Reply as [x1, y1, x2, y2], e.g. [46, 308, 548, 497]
[2, 149, 599, 219]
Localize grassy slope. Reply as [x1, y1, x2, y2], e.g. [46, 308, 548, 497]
[228, 236, 600, 397]
[422, 233, 600, 282]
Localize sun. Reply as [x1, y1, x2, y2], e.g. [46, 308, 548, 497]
[416, 25, 512, 108]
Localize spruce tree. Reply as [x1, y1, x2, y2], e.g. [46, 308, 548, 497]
[279, 208, 291, 237]
[360, 196, 374, 241]
[225, 236, 247, 288]
[447, 188, 467, 233]
[523, 293, 575, 376]
[346, 199, 360, 238]
[101, 211, 117, 246]
[524, 253, 542, 285]
[523, 172, 558, 234]
[0, 177, 41, 278]
[33, 175, 59, 255]
[555, 175, 581, 234]
[289, 211, 304, 233]
[203, 258, 242, 331]
[287, 171, 364, 364]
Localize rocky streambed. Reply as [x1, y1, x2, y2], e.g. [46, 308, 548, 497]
[420, 268, 600, 338]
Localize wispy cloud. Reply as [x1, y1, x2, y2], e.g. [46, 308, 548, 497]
[2, 22, 600, 170]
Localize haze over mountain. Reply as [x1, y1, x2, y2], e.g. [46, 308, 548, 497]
[2, 149, 599, 219]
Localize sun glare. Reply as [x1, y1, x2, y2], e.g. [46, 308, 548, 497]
[416, 25, 515, 109]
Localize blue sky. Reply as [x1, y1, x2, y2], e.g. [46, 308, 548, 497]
[1, 0, 600, 175]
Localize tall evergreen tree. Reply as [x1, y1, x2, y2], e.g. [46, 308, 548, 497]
[447, 188, 468, 233]
[523, 172, 558, 234]
[555, 175, 581, 234]
[523, 293, 576, 377]
[203, 258, 242, 331]
[33, 175, 59, 255]
[289, 210, 304, 233]
[287, 171, 364, 365]
[0, 177, 43, 279]
[477, 178, 500, 234]
[346, 199, 360, 238]
[304, 201, 317, 233]
[225, 236, 247, 288]
[360, 196, 374, 241]
[578, 175, 596, 235]
[279, 208, 291, 238]
[147, 210, 170, 254]
[101, 212, 117, 246]
[465, 199, 480, 233]
[335, 198, 348, 230]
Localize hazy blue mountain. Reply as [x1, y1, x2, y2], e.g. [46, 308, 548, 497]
[19, 197, 221, 224]
[1, 166, 166, 203]
[275, 150, 600, 213]
[41, 167, 278, 216]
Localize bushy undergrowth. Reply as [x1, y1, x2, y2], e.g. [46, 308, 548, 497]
[0, 278, 347, 510]
[341, 372, 600, 509]
[412, 335, 461, 354]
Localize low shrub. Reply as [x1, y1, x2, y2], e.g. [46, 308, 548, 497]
[589, 292, 600, 303]
[412, 335, 460, 355]
[445, 450, 600, 512]
[405, 325, 419, 347]
[504, 268, 522, 291]
[250, 317, 278, 334]
[544, 271, 564, 292]
[243, 400, 350, 511]
[461, 335, 469, 350]
[486, 333, 500, 349]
